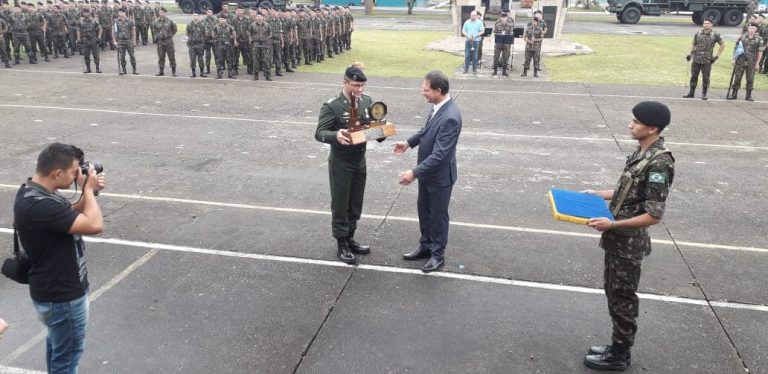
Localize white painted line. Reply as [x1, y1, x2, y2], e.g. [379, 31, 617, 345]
[2, 68, 765, 103]
[0, 365, 47, 374]
[0, 185, 765, 254]
[0, 229, 764, 313]
[0, 248, 158, 367]
[3, 104, 767, 151]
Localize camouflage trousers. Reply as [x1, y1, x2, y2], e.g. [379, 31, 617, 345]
[67, 27, 78, 53]
[311, 37, 322, 59]
[523, 45, 541, 71]
[272, 41, 282, 68]
[600, 230, 650, 349]
[689, 62, 711, 90]
[325, 34, 334, 56]
[136, 24, 148, 45]
[283, 41, 294, 66]
[300, 38, 312, 62]
[204, 41, 214, 67]
[50, 34, 67, 56]
[234, 40, 251, 70]
[493, 43, 511, 68]
[29, 32, 47, 56]
[188, 43, 204, 70]
[732, 57, 757, 91]
[3, 32, 11, 56]
[81, 41, 99, 65]
[12, 33, 31, 60]
[0, 37, 8, 62]
[215, 42, 234, 72]
[117, 41, 136, 68]
[156, 40, 176, 69]
[251, 43, 272, 73]
[100, 26, 114, 50]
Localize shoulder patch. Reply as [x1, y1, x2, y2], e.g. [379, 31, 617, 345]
[648, 172, 667, 184]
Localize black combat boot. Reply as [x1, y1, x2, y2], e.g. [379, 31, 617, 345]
[14, 56, 20, 65]
[228, 68, 235, 79]
[247, 65, 253, 74]
[683, 86, 695, 98]
[190, 68, 196, 78]
[502, 66, 508, 76]
[29, 53, 37, 64]
[291, 60, 296, 69]
[53, 51, 59, 58]
[584, 344, 631, 371]
[265, 71, 272, 81]
[346, 235, 370, 255]
[95, 63, 102, 73]
[171, 67, 177, 77]
[727, 89, 738, 100]
[84, 63, 92, 73]
[119, 65, 126, 75]
[284, 62, 294, 72]
[4, 60, 10, 68]
[252, 71, 258, 80]
[64, 49, 70, 58]
[304, 58, 312, 65]
[206, 64, 211, 74]
[156, 67, 164, 76]
[521, 69, 527, 77]
[336, 237, 357, 265]
[701, 87, 708, 100]
[492, 66, 498, 75]
[216, 69, 223, 79]
[44, 54, 49, 62]
[275, 66, 283, 76]
[200, 68, 207, 78]
[745, 90, 754, 101]
[132, 64, 138, 75]
[533, 69, 539, 78]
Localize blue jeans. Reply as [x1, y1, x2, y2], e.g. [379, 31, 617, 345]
[464, 40, 479, 72]
[33, 293, 89, 374]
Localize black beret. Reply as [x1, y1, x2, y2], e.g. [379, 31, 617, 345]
[632, 101, 671, 129]
[159, 6, 165, 11]
[533, 9, 542, 14]
[345, 66, 366, 82]
[218, 13, 226, 17]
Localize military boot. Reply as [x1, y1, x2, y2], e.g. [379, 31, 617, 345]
[252, 71, 258, 80]
[291, 59, 296, 69]
[521, 69, 527, 77]
[44, 54, 49, 62]
[156, 67, 164, 76]
[304, 58, 312, 65]
[502, 66, 508, 76]
[683, 86, 695, 98]
[346, 235, 370, 255]
[29, 53, 37, 64]
[584, 344, 631, 371]
[4, 60, 10, 68]
[492, 66, 498, 75]
[119, 65, 126, 75]
[14, 56, 20, 65]
[200, 68, 207, 78]
[701, 87, 708, 100]
[206, 64, 211, 74]
[275, 66, 283, 76]
[84, 63, 92, 73]
[132, 64, 138, 75]
[727, 89, 738, 100]
[171, 67, 177, 77]
[216, 68, 223, 79]
[190, 68, 196, 78]
[95, 63, 102, 73]
[265, 71, 272, 81]
[745, 90, 754, 101]
[228, 68, 235, 79]
[63, 49, 70, 58]
[336, 237, 357, 265]
[53, 51, 59, 58]
[533, 69, 539, 78]
[284, 62, 294, 72]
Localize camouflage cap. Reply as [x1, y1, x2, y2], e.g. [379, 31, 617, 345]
[632, 101, 671, 130]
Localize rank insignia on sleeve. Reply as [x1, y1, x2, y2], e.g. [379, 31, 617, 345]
[648, 172, 666, 184]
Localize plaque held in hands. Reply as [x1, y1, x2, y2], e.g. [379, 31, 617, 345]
[348, 100, 397, 145]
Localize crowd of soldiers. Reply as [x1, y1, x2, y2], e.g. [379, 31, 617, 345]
[0, 0, 355, 80]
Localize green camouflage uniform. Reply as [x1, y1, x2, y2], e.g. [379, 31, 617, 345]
[1, 8, 12, 58]
[492, 17, 514, 70]
[27, 11, 47, 61]
[133, 4, 148, 45]
[248, 18, 271, 78]
[315, 92, 374, 239]
[523, 23, 544, 72]
[0, 17, 9, 64]
[281, 13, 295, 68]
[212, 22, 235, 77]
[152, 15, 177, 72]
[601, 137, 674, 349]
[230, 14, 251, 73]
[297, 12, 312, 64]
[10, 12, 31, 63]
[114, 17, 136, 72]
[267, 14, 282, 74]
[97, 6, 113, 50]
[688, 29, 722, 93]
[310, 13, 322, 61]
[77, 16, 101, 67]
[186, 19, 206, 72]
[66, 7, 80, 54]
[732, 33, 764, 92]
[759, 23, 768, 73]
[202, 14, 217, 72]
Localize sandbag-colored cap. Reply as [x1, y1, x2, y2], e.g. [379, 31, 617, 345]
[345, 66, 367, 82]
[632, 101, 671, 129]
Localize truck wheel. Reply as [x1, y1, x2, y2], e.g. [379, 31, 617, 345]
[620, 7, 641, 24]
[722, 8, 744, 26]
[180, 0, 195, 13]
[616, 12, 625, 23]
[197, 0, 212, 13]
[701, 8, 723, 25]
[692, 11, 703, 25]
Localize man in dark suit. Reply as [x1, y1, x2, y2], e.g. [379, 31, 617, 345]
[393, 70, 462, 273]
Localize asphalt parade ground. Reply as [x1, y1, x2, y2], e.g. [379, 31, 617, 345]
[1, 34, 767, 374]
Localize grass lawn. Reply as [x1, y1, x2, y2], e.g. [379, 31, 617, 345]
[297, 29, 463, 78]
[545, 33, 768, 90]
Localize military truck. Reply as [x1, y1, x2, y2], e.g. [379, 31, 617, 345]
[606, 0, 752, 26]
[177, 0, 292, 14]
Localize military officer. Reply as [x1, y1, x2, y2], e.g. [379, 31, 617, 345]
[152, 7, 176, 76]
[492, 11, 514, 76]
[211, 13, 236, 79]
[314, 66, 376, 265]
[76, 8, 101, 73]
[583, 101, 675, 372]
[230, 5, 250, 75]
[113, 9, 137, 74]
[521, 16, 543, 77]
[728, 24, 763, 101]
[186, 10, 206, 77]
[683, 19, 724, 100]
[248, 10, 271, 81]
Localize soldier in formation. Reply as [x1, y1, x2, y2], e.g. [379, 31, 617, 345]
[186, 10, 205, 77]
[729, 24, 764, 101]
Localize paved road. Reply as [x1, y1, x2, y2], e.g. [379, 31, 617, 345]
[0, 39, 766, 374]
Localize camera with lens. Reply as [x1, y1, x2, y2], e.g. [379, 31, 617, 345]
[79, 160, 104, 176]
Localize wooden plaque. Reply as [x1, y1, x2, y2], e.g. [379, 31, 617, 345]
[349, 123, 397, 145]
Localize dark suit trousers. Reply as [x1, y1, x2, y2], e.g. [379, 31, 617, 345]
[417, 182, 452, 259]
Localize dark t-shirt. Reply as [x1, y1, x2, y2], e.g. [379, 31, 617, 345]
[14, 181, 89, 303]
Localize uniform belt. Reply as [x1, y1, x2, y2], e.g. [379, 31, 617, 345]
[610, 227, 646, 236]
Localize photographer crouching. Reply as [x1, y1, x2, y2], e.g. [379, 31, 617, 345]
[13, 143, 105, 373]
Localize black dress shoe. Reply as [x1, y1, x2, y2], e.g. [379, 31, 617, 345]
[346, 237, 370, 254]
[421, 257, 445, 273]
[584, 346, 631, 371]
[403, 248, 431, 261]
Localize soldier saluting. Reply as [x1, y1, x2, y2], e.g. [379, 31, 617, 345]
[683, 19, 724, 100]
